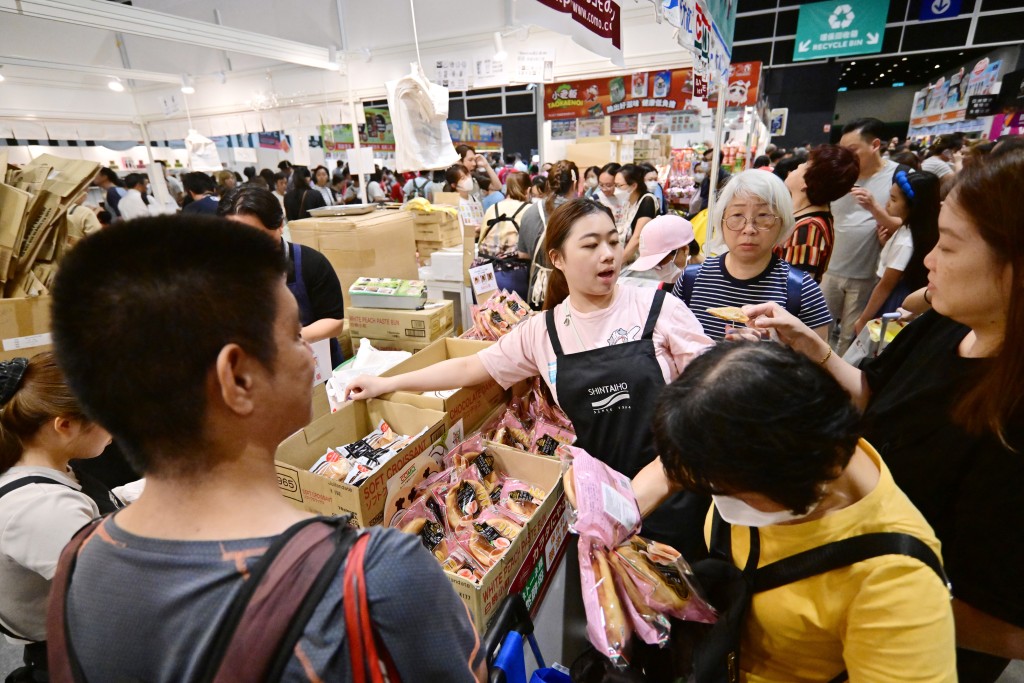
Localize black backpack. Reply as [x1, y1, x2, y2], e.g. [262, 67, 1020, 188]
[688, 509, 951, 683]
[409, 178, 429, 200]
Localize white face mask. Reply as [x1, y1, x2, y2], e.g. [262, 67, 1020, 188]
[614, 187, 632, 203]
[645, 180, 659, 193]
[457, 178, 474, 193]
[712, 494, 819, 528]
[585, 177, 599, 190]
[694, 172, 707, 184]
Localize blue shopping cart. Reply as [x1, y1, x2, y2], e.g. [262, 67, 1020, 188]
[484, 594, 571, 683]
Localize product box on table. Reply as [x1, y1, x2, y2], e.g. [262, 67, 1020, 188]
[347, 300, 454, 342]
[447, 443, 569, 631]
[350, 330, 454, 354]
[381, 337, 508, 432]
[275, 399, 445, 526]
[412, 211, 462, 243]
[288, 211, 418, 310]
[0, 296, 51, 362]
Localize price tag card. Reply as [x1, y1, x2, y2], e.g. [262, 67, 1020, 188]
[469, 263, 498, 297]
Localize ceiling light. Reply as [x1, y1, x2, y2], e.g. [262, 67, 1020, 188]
[108, 77, 125, 92]
[0, 68, 4, 83]
[879, 72, 885, 77]
[493, 32, 508, 61]
[180, 74, 195, 94]
[935, 64, 940, 69]
[851, 61, 856, 65]
[902, 57, 908, 61]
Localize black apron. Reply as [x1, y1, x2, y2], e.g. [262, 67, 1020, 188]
[287, 243, 343, 368]
[545, 289, 710, 560]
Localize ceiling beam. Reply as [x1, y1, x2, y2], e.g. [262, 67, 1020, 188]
[0, 55, 183, 84]
[0, 0, 340, 71]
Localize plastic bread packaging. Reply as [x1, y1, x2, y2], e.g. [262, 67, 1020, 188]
[442, 547, 487, 585]
[442, 434, 505, 503]
[579, 537, 632, 668]
[393, 497, 451, 561]
[607, 545, 670, 646]
[529, 420, 575, 457]
[497, 477, 548, 525]
[436, 467, 494, 531]
[308, 448, 353, 481]
[558, 445, 642, 549]
[614, 537, 717, 625]
[456, 507, 523, 569]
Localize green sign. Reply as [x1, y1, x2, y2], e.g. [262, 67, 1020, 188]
[793, 0, 889, 61]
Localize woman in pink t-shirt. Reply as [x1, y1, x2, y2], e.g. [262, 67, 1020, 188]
[347, 198, 712, 555]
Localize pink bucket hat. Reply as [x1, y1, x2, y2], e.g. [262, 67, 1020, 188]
[630, 214, 695, 272]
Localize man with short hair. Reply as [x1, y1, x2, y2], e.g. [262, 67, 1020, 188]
[822, 117, 899, 355]
[181, 172, 219, 215]
[117, 173, 151, 221]
[93, 167, 125, 219]
[48, 215, 487, 682]
[497, 153, 516, 185]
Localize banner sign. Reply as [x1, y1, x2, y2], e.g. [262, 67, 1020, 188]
[793, 0, 889, 61]
[542, 62, 760, 120]
[447, 120, 503, 151]
[520, 0, 623, 66]
[320, 106, 395, 152]
[910, 58, 1003, 128]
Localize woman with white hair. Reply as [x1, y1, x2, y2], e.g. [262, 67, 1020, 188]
[672, 170, 832, 340]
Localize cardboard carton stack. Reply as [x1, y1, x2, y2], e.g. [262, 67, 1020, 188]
[348, 300, 455, 354]
[412, 210, 461, 265]
[0, 153, 101, 361]
[633, 135, 672, 166]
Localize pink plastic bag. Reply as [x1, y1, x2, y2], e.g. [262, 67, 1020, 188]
[578, 537, 632, 667]
[560, 445, 642, 548]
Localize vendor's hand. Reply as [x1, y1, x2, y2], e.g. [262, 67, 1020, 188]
[343, 375, 391, 402]
[724, 324, 766, 342]
[743, 302, 823, 359]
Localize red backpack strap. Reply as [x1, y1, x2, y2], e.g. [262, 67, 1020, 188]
[47, 517, 106, 683]
[344, 534, 402, 683]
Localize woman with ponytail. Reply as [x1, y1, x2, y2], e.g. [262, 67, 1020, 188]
[346, 198, 713, 556]
[0, 353, 116, 682]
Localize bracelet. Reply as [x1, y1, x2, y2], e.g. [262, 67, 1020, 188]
[819, 346, 833, 365]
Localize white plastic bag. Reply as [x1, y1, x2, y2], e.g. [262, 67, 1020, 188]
[324, 338, 412, 411]
[386, 65, 460, 172]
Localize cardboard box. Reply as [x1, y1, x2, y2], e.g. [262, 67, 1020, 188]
[288, 211, 419, 310]
[275, 399, 446, 526]
[413, 212, 462, 243]
[347, 300, 454, 342]
[444, 444, 569, 631]
[416, 234, 462, 253]
[0, 296, 52, 362]
[338, 319, 353, 361]
[430, 249, 465, 282]
[349, 332, 453, 354]
[381, 337, 507, 432]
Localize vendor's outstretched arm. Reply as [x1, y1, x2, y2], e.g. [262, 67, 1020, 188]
[632, 457, 679, 518]
[345, 354, 492, 401]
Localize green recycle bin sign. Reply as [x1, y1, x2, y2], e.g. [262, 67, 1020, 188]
[793, 0, 890, 61]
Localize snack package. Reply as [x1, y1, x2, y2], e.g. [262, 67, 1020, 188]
[607, 546, 670, 646]
[437, 469, 493, 531]
[615, 537, 717, 624]
[443, 435, 505, 503]
[460, 290, 531, 341]
[526, 377, 573, 432]
[529, 420, 575, 456]
[457, 507, 523, 569]
[560, 445, 642, 548]
[326, 420, 424, 487]
[579, 538, 631, 668]
[394, 497, 451, 561]
[442, 547, 486, 584]
[498, 478, 548, 524]
[308, 448, 353, 481]
[496, 410, 531, 450]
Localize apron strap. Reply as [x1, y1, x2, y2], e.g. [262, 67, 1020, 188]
[543, 307, 566, 357]
[641, 289, 667, 340]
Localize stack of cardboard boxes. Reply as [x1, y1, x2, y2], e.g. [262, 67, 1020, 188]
[412, 211, 461, 266]
[0, 153, 102, 361]
[347, 299, 455, 353]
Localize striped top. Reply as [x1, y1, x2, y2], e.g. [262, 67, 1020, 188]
[672, 255, 833, 341]
[777, 210, 835, 283]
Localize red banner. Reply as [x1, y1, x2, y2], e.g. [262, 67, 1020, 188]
[542, 62, 761, 121]
[534, 0, 621, 50]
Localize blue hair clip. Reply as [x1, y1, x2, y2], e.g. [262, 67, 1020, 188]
[894, 170, 915, 201]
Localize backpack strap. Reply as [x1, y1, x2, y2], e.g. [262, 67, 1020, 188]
[752, 532, 950, 594]
[679, 264, 703, 307]
[0, 476, 76, 500]
[784, 264, 803, 318]
[205, 517, 360, 683]
[48, 516, 106, 683]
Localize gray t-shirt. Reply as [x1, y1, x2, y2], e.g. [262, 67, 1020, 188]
[516, 196, 569, 268]
[828, 159, 898, 279]
[66, 516, 483, 682]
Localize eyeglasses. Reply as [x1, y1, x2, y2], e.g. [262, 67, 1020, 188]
[724, 212, 780, 232]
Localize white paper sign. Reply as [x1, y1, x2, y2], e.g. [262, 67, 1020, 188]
[346, 148, 376, 175]
[469, 263, 498, 296]
[2, 332, 52, 352]
[310, 338, 332, 386]
[515, 49, 556, 83]
[434, 59, 470, 91]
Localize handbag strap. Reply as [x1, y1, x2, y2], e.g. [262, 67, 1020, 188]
[345, 534, 401, 683]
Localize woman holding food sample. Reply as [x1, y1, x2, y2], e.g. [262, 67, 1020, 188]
[346, 197, 713, 558]
[671, 170, 833, 342]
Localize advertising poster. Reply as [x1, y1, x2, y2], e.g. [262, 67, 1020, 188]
[610, 115, 639, 134]
[911, 57, 1003, 129]
[769, 108, 788, 136]
[543, 62, 761, 120]
[258, 132, 289, 151]
[447, 120, 503, 151]
[668, 112, 702, 133]
[551, 119, 578, 140]
[990, 112, 1023, 138]
[320, 106, 396, 152]
[577, 118, 605, 138]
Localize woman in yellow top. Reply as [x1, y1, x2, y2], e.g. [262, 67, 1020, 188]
[651, 341, 955, 683]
